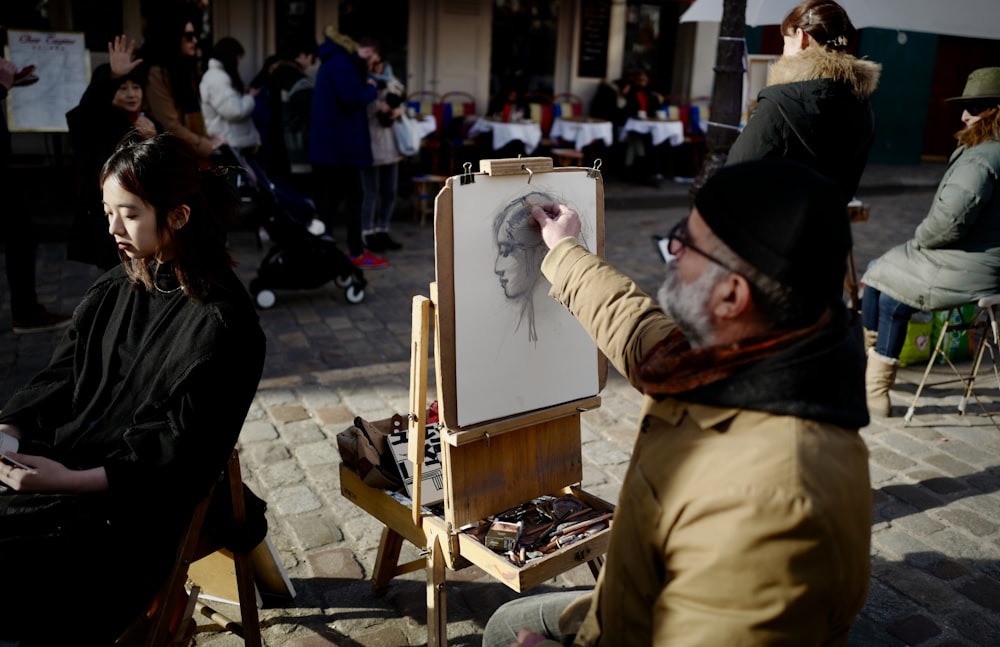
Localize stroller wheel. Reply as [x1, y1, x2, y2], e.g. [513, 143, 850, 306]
[255, 289, 277, 309]
[345, 283, 365, 304]
[334, 274, 354, 289]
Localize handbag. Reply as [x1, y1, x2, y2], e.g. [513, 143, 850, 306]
[392, 112, 421, 157]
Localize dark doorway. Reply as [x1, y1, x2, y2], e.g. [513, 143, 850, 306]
[922, 36, 1000, 160]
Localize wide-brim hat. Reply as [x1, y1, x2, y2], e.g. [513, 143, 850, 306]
[946, 67, 1000, 103]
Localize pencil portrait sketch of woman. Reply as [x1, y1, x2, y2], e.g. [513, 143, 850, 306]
[493, 190, 558, 342]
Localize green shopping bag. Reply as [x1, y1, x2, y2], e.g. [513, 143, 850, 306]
[898, 313, 933, 368]
[931, 305, 976, 364]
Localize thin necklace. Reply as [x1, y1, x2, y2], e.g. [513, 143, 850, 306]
[152, 279, 184, 294]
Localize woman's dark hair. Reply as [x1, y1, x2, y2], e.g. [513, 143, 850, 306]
[139, 1, 204, 111]
[100, 132, 238, 301]
[210, 37, 246, 93]
[781, 0, 856, 52]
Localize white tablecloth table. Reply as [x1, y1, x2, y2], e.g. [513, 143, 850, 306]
[620, 117, 685, 147]
[549, 117, 614, 151]
[413, 114, 438, 139]
[467, 117, 543, 155]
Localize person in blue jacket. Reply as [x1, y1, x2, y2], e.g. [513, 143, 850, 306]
[308, 27, 387, 269]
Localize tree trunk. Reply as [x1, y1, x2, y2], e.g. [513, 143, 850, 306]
[690, 0, 747, 201]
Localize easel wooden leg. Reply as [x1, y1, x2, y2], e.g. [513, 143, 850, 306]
[587, 555, 604, 580]
[426, 535, 448, 647]
[373, 526, 405, 597]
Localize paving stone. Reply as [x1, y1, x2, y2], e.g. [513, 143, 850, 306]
[272, 404, 312, 424]
[286, 513, 344, 551]
[272, 484, 324, 514]
[313, 404, 355, 425]
[869, 446, 918, 471]
[281, 419, 326, 444]
[870, 529, 937, 565]
[956, 575, 1000, 612]
[936, 508, 999, 537]
[906, 470, 969, 496]
[241, 418, 280, 442]
[883, 567, 965, 613]
[949, 607, 1000, 645]
[895, 511, 946, 536]
[294, 441, 342, 467]
[307, 547, 366, 582]
[880, 482, 946, 513]
[923, 453, 978, 478]
[859, 579, 921, 624]
[257, 459, 308, 489]
[929, 559, 972, 581]
[928, 528, 999, 561]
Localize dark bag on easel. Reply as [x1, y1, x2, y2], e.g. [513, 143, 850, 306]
[336, 416, 403, 489]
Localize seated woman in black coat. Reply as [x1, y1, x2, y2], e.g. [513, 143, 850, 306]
[67, 34, 160, 269]
[0, 133, 266, 645]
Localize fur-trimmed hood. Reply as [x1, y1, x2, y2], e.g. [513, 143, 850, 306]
[767, 47, 881, 100]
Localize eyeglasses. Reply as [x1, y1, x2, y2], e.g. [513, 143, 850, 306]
[661, 217, 744, 276]
[962, 100, 996, 116]
[182, 31, 198, 42]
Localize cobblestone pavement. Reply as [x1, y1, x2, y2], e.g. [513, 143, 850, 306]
[2, 163, 1000, 646]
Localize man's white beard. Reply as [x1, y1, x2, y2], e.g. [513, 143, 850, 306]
[658, 259, 728, 348]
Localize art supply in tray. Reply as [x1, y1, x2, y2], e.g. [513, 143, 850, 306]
[461, 494, 612, 567]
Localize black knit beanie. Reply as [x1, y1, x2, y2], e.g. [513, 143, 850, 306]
[695, 159, 850, 311]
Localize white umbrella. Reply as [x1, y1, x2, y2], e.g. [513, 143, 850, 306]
[680, 0, 1000, 41]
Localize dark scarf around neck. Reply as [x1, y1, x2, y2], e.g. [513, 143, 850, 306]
[637, 306, 869, 429]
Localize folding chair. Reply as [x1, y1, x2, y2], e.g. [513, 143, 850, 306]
[117, 449, 262, 647]
[904, 295, 1000, 427]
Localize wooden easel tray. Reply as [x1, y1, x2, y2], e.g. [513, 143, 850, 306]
[340, 462, 613, 593]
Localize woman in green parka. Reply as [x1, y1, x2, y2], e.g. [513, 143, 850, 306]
[861, 67, 1000, 417]
[726, 0, 881, 200]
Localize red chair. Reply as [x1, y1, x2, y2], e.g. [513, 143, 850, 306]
[553, 92, 584, 119]
[406, 91, 446, 173]
[440, 91, 477, 173]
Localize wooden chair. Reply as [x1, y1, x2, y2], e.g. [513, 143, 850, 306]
[117, 450, 262, 647]
[552, 92, 584, 119]
[439, 91, 477, 174]
[551, 148, 585, 167]
[407, 91, 446, 174]
[411, 174, 448, 226]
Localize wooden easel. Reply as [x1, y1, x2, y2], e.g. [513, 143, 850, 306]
[340, 157, 611, 646]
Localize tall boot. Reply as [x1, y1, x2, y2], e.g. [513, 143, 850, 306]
[863, 328, 878, 353]
[866, 347, 899, 417]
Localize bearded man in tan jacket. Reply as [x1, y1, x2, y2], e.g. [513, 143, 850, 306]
[483, 159, 872, 647]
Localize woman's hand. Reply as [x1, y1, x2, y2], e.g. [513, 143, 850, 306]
[0, 453, 108, 493]
[0, 422, 24, 442]
[134, 114, 157, 139]
[108, 34, 143, 80]
[0, 59, 16, 91]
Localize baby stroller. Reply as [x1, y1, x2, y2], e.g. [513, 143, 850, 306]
[219, 146, 367, 308]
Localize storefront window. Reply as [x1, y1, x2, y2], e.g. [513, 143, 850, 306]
[490, 0, 558, 104]
[623, 1, 686, 97]
[337, 1, 409, 84]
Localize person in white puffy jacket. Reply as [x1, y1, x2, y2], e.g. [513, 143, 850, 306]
[200, 37, 261, 153]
